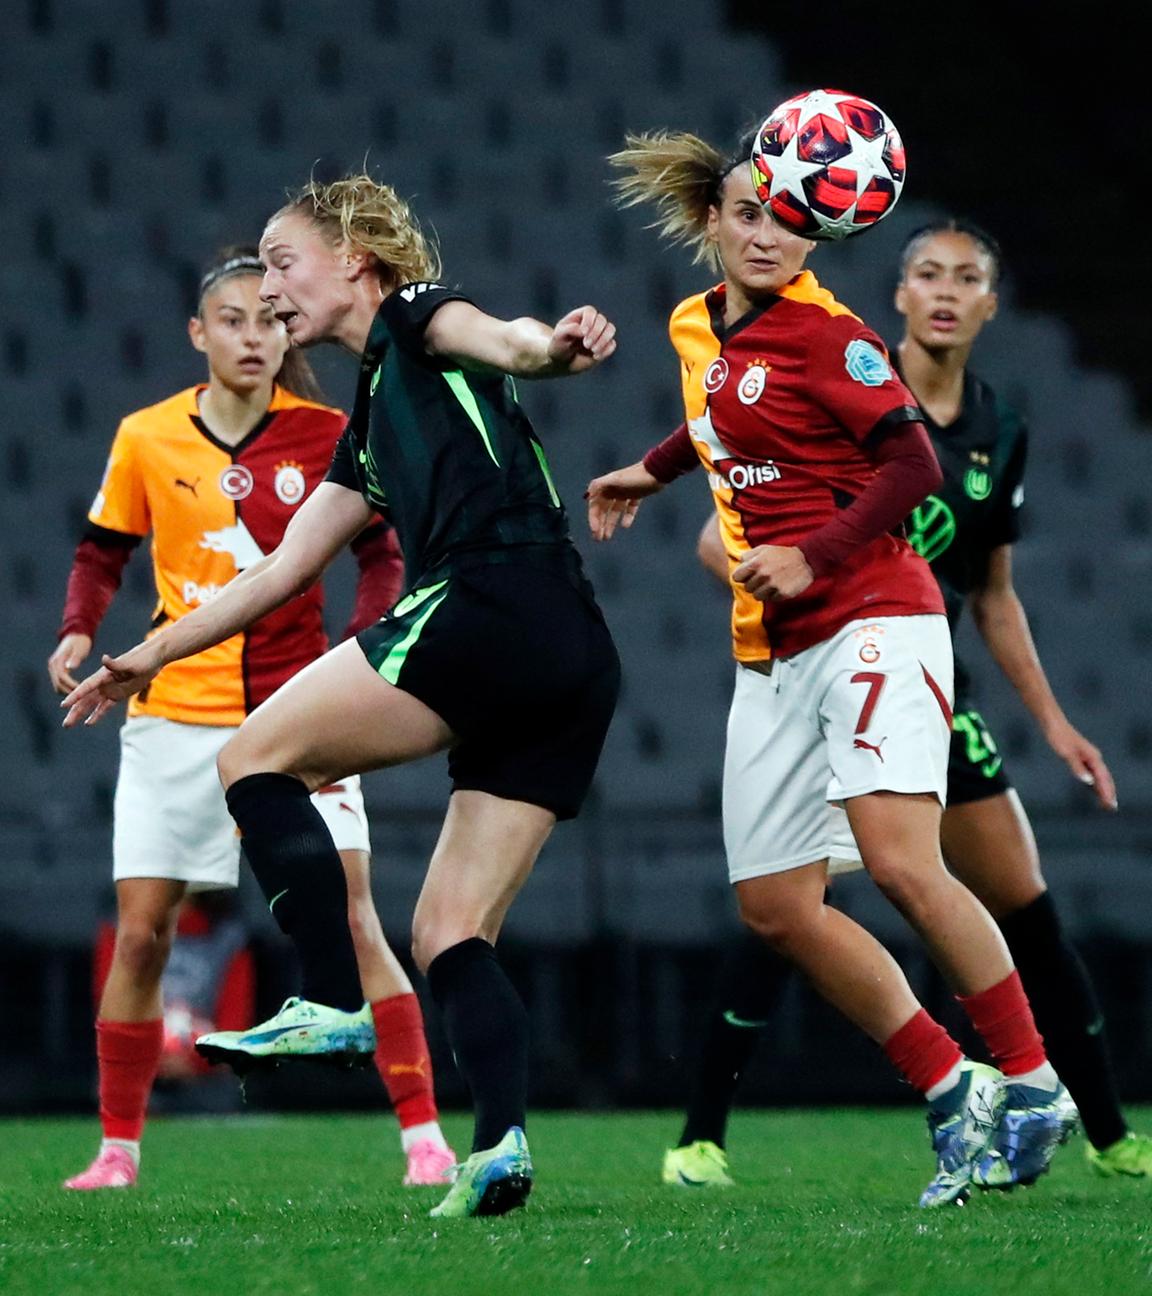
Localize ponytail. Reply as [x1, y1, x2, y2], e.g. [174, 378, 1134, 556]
[608, 131, 746, 270]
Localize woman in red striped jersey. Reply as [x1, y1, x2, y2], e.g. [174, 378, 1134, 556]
[586, 130, 1073, 1205]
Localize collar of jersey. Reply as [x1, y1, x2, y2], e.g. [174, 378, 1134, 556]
[705, 283, 781, 345]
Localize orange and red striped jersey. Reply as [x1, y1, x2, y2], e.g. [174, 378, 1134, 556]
[669, 271, 943, 660]
[89, 385, 372, 724]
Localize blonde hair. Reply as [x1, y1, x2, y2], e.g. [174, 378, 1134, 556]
[279, 172, 441, 286]
[608, 132, 736, 270]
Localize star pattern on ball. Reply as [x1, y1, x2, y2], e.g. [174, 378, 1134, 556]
[790, 89, 857, 131]
[845, 126, 895, 196]
[762, 130, 825, 203]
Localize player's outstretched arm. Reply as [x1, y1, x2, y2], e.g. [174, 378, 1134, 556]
[62, 483, 375, 728]
[585, 462, 666, 541]
[426, 301, 616, 378]
[969, 544, 1117, 810]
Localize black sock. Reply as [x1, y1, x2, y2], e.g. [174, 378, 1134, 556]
[226, 772, 363, 1013]
[678, 927, 793, 1149]
[1000, 890, 1127, 1150]
[427, 938, 529, 1154]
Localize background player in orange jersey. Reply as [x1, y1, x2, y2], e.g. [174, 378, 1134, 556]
[585, 131, 1075, 1206]
[676, 220, 1150, 1184]
[48, 247, 454, 1191]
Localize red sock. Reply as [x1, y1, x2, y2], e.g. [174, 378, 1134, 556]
[371, 994, 439, 1129]
[957, 970, 1047, 1077]
[96, 1018, 165, 1141]
[883, 1009, 964, 1095]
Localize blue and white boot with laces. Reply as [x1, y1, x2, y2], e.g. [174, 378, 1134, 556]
[919, 1061, 1004, 1207]
[972, 1079, 1077, 1190]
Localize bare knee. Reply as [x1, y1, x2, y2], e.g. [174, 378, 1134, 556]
[113, 916, 175, 984]
[411, 914, 490, 976]
[738, 896, 819, 958]
[865, 851, 946, 912]
[216, 736, 250, 791]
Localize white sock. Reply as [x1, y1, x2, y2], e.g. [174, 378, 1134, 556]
[1010, 1061, 1060, 1092]
[400, 1121, 448, 1153]
[924, 1061, 965, 1105]
[101, 1138, 141, 1167]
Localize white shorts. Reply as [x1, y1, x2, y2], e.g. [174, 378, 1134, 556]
[113, 715, 371, 892]
[723, 615, 953, 884]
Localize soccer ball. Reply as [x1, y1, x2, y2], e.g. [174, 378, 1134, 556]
[750, 89, 906, 241]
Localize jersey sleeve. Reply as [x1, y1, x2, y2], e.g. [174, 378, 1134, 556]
[808, 315, 922, 443]
[88, 421, 150, 537]
[384, 282, 476, 360]
[324, 422, 361, 491]
[985, 414, 1028, 548]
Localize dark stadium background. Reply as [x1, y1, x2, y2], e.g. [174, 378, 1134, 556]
[1, 0, 1148, 1119]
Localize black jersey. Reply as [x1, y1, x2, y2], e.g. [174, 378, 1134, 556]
[327, 283, 579, 592]
[900, 368, 1027, 626]
[899, 365, 1028, 702]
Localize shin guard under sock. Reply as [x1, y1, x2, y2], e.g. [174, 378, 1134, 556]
[883, 1009, 965, 1095]
[226, 772, 363, 1012]
[1000, 891, 1127, 1148]
[957, 969, 1047, 1078]
[371, 993, 439, 1129]
[427, 938, 529, 1153]
[679, 927, 792, 1148]
[97, 1019, 164, 1142]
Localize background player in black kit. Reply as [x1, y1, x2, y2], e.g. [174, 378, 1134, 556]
[62, 172, 622, 1219]
[673, 220, 1149, 1188]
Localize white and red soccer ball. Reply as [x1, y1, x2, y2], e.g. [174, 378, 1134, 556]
[750, 89, 906, 241]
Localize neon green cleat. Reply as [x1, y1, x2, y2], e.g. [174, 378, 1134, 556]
[662, 1141, 735, 1187]
[429, 1127, 533, 1219]
[1086, 1131, 1152, 1179]
[195, 997, 375, 1073]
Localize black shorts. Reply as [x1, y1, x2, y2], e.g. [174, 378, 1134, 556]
[356, 558, 620, 820]
[948, 704, 1013, 806]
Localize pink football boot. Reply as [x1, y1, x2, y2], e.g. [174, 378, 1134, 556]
[403, 1138, 457, 1186]
[63, 1146, 138, 1190]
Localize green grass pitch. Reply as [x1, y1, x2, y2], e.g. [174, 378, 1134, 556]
[2, 1108, 1149, 1295]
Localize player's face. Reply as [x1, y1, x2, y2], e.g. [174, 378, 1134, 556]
[259, 212, 352, 348]
[895, 232, 998, 352]
[189, 274, 289, 395]
[708, 167, 815, 305]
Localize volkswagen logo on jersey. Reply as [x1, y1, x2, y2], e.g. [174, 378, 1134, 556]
[844, 338, 893, 387]
[704, 358, 729, 393]
[907, 496, 956, 562]
[218, 464, 254, 500]
[274, 461, 306, 505]
[737, 364, 768, 405]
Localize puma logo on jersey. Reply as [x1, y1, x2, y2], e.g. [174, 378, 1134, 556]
[198, 520, 265, 571]
[175, 476, 200, 497]
[853, 736, 887, 762]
